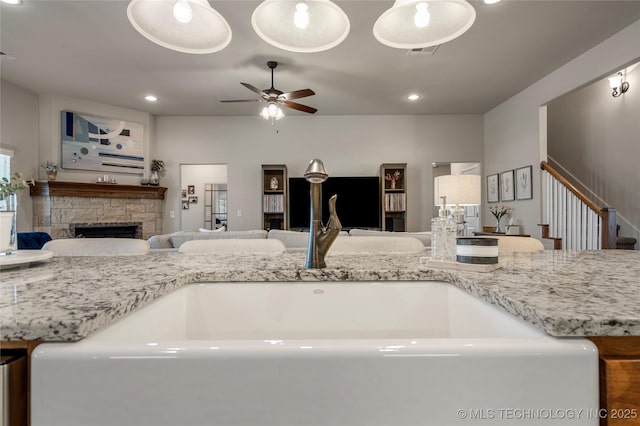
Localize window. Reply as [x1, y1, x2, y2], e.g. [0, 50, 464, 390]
[0, 148, 13, 180]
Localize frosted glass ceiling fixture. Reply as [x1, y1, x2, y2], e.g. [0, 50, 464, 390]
[252, 0, 350, 53]
[373, 0, 476, 49]
[127, 0, 232, 54]
[260, 101, 285, 125]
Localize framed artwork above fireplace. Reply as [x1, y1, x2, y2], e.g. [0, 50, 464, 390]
[61, 110, 145, 174]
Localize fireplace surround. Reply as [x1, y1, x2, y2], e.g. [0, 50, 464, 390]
[30, 181, 166, 240]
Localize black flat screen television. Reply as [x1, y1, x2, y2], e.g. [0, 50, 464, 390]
[288, 176, 380, 230]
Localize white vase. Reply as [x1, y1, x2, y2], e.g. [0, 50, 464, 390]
[0, 193, 18, 255]
[149, 171, 160, 186]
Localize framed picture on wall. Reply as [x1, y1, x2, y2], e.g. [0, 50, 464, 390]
[189, 196, 198, 204]
[182, 200, 190, 210]
[500, 170, 515, 201]
[487, 174, 500, 203]
[181, 190, 187, 199]
[187, 185, 195, 195]
[515, 165, 533, 200]
[61, 110, 145, 174]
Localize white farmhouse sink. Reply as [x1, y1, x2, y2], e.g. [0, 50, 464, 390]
[32, 282, 598, 426]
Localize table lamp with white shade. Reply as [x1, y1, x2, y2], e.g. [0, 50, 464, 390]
[434, 174, 481, 235]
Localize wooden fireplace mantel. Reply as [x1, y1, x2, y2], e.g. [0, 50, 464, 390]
[29, 181, 167, 200]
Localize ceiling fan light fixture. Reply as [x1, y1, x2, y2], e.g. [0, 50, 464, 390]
[373, 0, 476, 49]
[127, 0, 232, 54]
[261, 102, 285, 120]
[252, 0, 350, 53]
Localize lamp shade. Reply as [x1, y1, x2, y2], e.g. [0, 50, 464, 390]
[434, 174, 481, 206]
[251, 0, 350, 53]
[373, 0, 476, 49]
[127, 0, 232, 54]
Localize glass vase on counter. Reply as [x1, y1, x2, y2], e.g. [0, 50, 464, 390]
[431, 196, 456, 261]
[0, 193, 18, 255]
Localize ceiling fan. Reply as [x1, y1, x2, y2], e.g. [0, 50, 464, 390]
[220, 61, 317, 118]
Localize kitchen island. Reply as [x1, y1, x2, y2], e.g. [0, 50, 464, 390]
[1, 249, 639, 425]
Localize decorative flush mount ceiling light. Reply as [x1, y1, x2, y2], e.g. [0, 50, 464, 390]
[251, 0, 350, 53]
[373, 0, 476, 49]
[127, 0, 232, 54]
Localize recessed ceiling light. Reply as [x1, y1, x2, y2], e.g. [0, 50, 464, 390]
[144, 95, 158, 102]
[407, 94, 422, 101]
[484, 0, 501, 4]
[1, 0, 23, 5]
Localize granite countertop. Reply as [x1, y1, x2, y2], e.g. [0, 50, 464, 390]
[1, 250, 639, 341]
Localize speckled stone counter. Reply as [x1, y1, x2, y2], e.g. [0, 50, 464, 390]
[1, 250, 639, 341]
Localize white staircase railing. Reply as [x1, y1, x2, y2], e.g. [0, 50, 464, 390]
[541, 162, 616, 250]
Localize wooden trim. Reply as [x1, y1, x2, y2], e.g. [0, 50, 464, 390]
[29, 181, 166, 200]
[540, 162, 617, 249]
[1, 340, 42, 426]
[540, 162, 603, 213]
[588, 337, 640, 357]
[601, 207, 618, 250]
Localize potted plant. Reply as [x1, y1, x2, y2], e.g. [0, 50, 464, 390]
[149, 159, 166, 186]
[1, 172, 34, 255]
[41, 161, 58, 180]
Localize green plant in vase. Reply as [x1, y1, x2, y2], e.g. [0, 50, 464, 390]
[149, 159, 166, 186]
[1, 173, 34, 255]
[41, 161, 59, 180]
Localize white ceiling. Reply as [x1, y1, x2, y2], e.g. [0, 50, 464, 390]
[2, 1, 640, 117]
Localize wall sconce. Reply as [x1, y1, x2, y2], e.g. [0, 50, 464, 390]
[608, 71, 629, 97]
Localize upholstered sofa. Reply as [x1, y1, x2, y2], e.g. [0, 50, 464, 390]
[148, 228, 431, 252]
[147, 229, 268, 251]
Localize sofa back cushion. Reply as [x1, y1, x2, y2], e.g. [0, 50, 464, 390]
[267, 229, 309, 249]
[169, 230, 267, 248]
[179, 239, 285, 255]
[348, 229, 432, 247]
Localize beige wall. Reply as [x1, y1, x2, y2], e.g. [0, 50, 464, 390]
[484, 19, 640, 237]
[0, 80, 39, 232]
[37, 94, 154, 185]
[154, 115, 483, 233]
[547, 64, 640, 243]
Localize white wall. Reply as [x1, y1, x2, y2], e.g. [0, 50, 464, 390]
[38, 94, 154, 185]
[155, 115, 483, 233]
[547, 64, 640, 244]
[180, 164, 227, 231]
[0, 80, 39, 232]
[483, 19, 640, 236]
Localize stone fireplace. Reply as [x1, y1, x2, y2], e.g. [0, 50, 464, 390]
[30, 181, 167, 240]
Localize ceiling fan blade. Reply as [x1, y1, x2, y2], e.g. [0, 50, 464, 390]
[283, 100, 317, 114]
[281, 89, 315, 100]
[220, 99, 261, 103]
[241, 82, 266, 96]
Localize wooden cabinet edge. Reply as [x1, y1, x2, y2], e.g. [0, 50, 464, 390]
[1, 340, 42, 426]
[588, 337, 640, 426]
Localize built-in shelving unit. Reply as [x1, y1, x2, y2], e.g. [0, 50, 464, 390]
[261, 164, 287, 230]
[380, 163, 407, 232]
